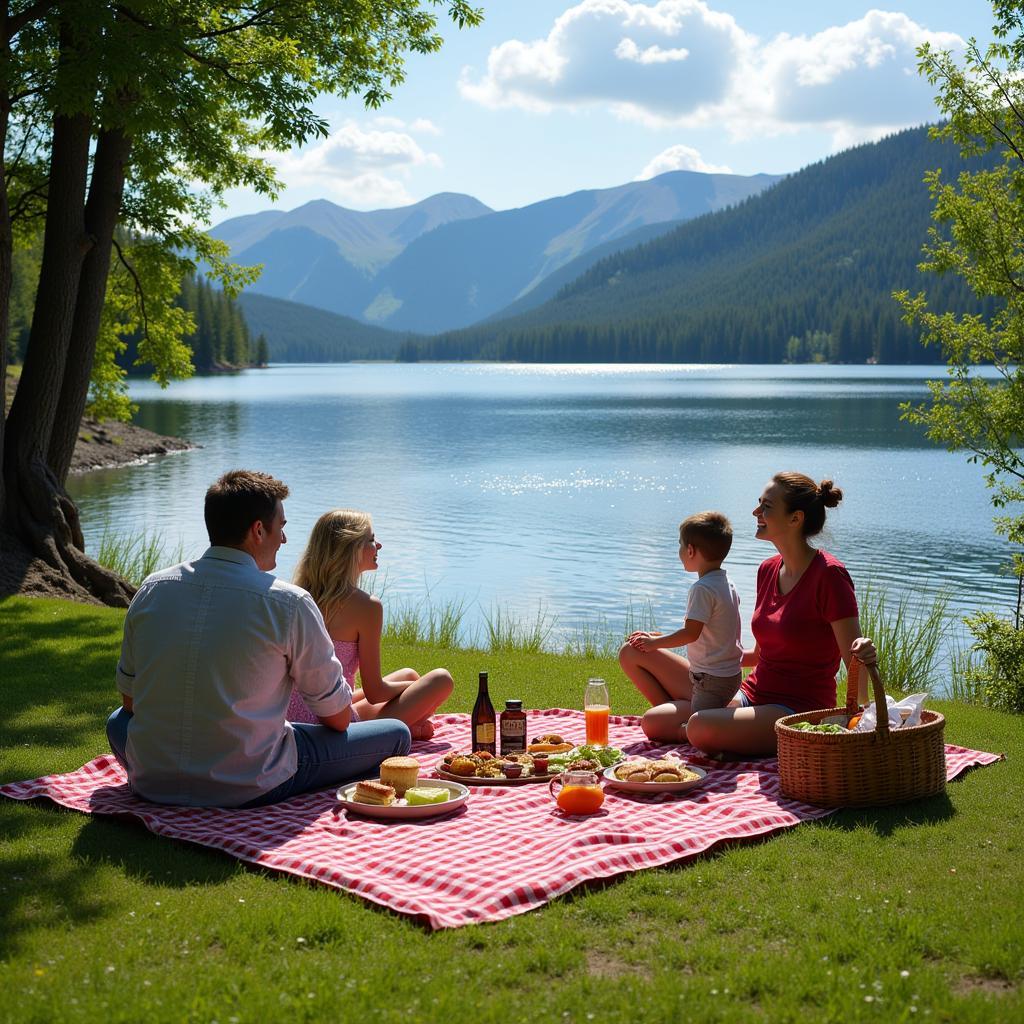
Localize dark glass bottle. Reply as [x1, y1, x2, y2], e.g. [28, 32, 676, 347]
[500, 699, 527, 756]
[471, 671, 496, 754]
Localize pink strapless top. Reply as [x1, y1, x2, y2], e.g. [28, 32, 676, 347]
[286, 640, 360, 724]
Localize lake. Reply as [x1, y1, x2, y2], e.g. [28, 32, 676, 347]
[68, 363, 1017, 664]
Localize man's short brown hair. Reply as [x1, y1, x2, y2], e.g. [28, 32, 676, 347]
[679, 511, 733, 563]
[204, 470, 289, 546]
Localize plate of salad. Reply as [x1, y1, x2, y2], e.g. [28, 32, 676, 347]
[546, 744, 625, 771]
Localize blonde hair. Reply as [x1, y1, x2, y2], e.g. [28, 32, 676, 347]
[294, 509, 373, 621]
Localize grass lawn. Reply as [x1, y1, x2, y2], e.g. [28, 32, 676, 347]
[1, 595, 1022, 1023]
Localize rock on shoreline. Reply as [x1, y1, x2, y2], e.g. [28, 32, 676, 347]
[4, 373, 197, 474]
[70, 415, 197, 474]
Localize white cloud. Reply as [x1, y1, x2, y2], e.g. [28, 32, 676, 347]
[636, 143, 732, 178]
[371, 115, 443, 136]
[410, 117, 442, 136]
[752, 11, 964, 142]
[459, 0, 753, 121]
[460, 2, 965, 142]
[272, 120, 442, 207]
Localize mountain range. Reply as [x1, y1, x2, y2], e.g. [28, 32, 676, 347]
[399, 124, 998, 365]
[211, 171, 782, 335]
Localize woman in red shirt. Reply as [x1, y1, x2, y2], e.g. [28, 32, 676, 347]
[685, 471, 876, 757]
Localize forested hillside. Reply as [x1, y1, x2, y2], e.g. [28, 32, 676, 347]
[237, 292, 409, 361]
[399, 126, 1000, 364]
[115, 274, 268, 374]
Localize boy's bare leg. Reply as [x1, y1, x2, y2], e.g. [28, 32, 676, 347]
[642, 700, 693, 742]
[618, 643, 693, 706]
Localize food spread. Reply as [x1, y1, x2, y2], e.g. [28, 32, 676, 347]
[440, 749, 552, 780]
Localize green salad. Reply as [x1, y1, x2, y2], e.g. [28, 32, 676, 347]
[548, 744, 624, 768]
[790, 722, 848, 734]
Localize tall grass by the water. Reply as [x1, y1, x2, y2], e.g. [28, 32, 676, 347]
[481, 603, 555, 653]
[377, 584, 959, 695]
[841, 582, 951, 697]
[95, 527, 184, 588]
[381, 594, 467, 648]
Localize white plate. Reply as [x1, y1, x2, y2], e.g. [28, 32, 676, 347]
[336, 779, 470, 819]
[602, 763, 708, 794]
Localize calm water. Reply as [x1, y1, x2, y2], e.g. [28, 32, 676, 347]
[69, 363, 1018, 660]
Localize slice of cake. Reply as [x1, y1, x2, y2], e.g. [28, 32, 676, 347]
[352, 780, 396, 805]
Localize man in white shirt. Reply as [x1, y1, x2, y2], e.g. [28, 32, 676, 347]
[105, 470, 411, 807]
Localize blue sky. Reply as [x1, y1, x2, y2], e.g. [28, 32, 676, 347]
[218, 1, 996, 221]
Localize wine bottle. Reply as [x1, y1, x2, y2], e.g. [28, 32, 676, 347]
[471, 671, 496, 754]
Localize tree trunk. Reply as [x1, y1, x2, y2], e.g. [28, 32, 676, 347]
[0, 96, 11, 527]
[2, 104, 133, 606]
[48, 126, 131, 483]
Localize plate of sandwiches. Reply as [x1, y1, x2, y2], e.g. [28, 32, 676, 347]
[336, 777, 470, 819]
[602, 756, 707, 794]
[335, 756, 469, 819]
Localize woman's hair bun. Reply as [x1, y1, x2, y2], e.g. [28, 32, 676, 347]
[818, 479, 843, 508]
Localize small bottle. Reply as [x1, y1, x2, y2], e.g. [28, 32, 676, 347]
[471, 671, 496, 754]
[500, 699, 527, 756]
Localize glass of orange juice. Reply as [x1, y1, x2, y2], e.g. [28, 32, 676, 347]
[584, 677, 610, 747]
[549, 770, 605, 815]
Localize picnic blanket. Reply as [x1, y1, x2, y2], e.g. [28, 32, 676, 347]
[0, 708, 1002, 930]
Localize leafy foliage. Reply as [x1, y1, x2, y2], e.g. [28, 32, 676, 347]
[896, 2, 1024, 709]
[964, 612, 1024, 713]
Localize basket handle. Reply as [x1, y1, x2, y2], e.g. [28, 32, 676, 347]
[844, 656, 890, 736]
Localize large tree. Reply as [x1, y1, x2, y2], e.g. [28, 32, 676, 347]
[897, 1, 1024, 702]
[0, 1, 481, 605]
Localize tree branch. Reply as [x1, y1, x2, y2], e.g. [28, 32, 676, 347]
[112, 236, 151, 346]
[6, 0, 58, 41]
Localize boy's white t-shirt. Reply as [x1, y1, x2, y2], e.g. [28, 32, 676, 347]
[685, 568, 743, 676]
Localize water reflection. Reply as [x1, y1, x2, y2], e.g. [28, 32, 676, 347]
[68, 364, 1017, 674]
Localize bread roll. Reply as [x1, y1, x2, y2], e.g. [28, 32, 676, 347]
[379, 756, 420, 796]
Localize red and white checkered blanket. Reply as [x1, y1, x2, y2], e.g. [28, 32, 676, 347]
[0, 708, 1003, 930]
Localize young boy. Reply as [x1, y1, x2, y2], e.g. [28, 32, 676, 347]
[621, 511, 743, 726]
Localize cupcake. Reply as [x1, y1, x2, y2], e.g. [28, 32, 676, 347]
[379, 756, 420, 796]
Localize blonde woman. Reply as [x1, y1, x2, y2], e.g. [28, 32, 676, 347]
[288, 510, 453, 740]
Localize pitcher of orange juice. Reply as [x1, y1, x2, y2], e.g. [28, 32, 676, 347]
[550, 770, 605, 815]
[584, 677, 610, 747]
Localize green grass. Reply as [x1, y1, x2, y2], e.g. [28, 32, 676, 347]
[95, 527, 185, 589]
[1, 596, 1022, 1024]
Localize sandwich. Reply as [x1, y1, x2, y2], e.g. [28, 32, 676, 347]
[352, 780, 396, 805]
[527, 733, 574, 754]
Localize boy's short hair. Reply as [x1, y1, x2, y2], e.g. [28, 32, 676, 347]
[679, 511, 733, 563]
[204, 470, 289, 546]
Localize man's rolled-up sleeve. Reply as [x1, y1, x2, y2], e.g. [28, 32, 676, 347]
[290, 594, 352, 718]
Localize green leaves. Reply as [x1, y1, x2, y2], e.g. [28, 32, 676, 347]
[898, 2, 1024, 639]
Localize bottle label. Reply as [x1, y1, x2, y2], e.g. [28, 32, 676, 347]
[474, 723, 495, 744]
[501, 719, 526, 736]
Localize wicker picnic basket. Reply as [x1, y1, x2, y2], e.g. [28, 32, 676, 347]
[775, 658, 946, 807]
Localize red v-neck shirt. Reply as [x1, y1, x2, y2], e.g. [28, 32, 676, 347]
[740, 550, 859, 713]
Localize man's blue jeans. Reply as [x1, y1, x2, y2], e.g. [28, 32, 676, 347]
[106, 707, 411, 807]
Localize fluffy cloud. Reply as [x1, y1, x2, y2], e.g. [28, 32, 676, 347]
[273, 120, 442, 206]
[461, 1, 964, 142]
[754, 11, 963, 137]
[459, 0, 753, 121]
[636, 143, 732, 178]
